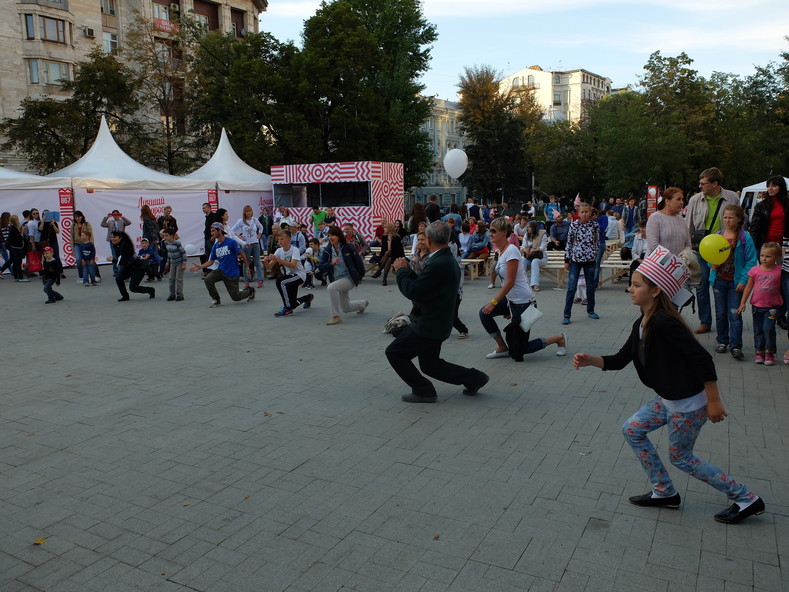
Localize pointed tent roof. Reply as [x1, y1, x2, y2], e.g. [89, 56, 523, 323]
[48, 116, 213, 190]
[0, 166, 70, 189]
[184, 128, 272, 191]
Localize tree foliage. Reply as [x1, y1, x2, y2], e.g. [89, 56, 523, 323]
[294, 0, 435, 187]
[188, 30, 300, 171]
[457, 66, 541, 203]
[528, 46, 789, 200]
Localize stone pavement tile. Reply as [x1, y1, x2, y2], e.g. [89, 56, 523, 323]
[698, 550, 754, 587]
[0, 550, 35, 586]
[472, 528, 530, 570]
[613, 569, 669, 591]
[753, 560, 783, 591]
[16, 555, 84, 591]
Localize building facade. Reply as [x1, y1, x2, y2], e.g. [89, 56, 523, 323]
[0, 0, 267, 167]
[409, 98, 467, 210]
[501, 65, 612, 124]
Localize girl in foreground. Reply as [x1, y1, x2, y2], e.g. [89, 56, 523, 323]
[573, 246, 765, 524]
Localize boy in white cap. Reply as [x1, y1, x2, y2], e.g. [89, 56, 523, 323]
[572, 246, 765, 524]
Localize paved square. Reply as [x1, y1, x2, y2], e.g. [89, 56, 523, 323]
[1, 268, 787, 591]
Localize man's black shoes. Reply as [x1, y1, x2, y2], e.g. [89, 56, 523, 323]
[628, 492, 681, 508]
[714, 498, 765, 524]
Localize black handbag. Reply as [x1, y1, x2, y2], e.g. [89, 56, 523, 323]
[691, 199, 724, 251]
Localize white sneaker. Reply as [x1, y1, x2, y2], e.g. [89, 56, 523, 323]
[209, 300, 221, 308]
[458, 332, 468, 339]
[556, 332, 568, 356]
[486, 350, 509, 359]
[487, 283, 495, 289]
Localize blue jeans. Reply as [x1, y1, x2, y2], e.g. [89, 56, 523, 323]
[694, 252, 712, 327]
[109, 242, 120, 275]
[752, 306, 778, 354]
[593, 242, 606, 287]
[713, 277, 743, 350]
[81, 260, 96, 284]
[479, 299, 546, 354]
[73, 244, 84, 278]
[43, 279, 62, 301]
[563, 261, 596, 318]
[623, 396, 753, 503]
[243, 243, 264, 282]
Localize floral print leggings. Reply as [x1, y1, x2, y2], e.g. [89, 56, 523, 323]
[622, 396, 754, 503]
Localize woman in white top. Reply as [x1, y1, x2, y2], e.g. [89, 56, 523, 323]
[645, 187, 691, 256]
[605, 211, 624, 241]
[231, 205, 265, 288]
[479, 217, 567, 360]
[522, 220, 548, 291]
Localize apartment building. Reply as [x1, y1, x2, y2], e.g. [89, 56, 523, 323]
[409, 98, 467, 208]
[0, 0, 267, 165]
[501, 64, 612, 124]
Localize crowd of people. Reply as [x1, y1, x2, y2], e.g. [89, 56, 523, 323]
[1, 164, 783, 524]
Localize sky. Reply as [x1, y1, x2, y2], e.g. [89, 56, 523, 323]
[258, 0, 789, 102]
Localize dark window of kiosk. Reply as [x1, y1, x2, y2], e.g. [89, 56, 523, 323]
[305, 182, 369, 208]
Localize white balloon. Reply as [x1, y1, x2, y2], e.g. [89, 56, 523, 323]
[184, 243, 198, 256]
[443, 149, 468, 179]
[648, 187, 657, 197]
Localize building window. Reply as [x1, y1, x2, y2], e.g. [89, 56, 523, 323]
[553, 91, 561, 106]
[100, 0, 116, 15]
[152, 3, 169, 21]
[512, 77, 520, 88]
[39, 16, 66, 43]
[25, 14, 35, 39]
[194, 13, 209, 28]
[527, 75, 535, 87]
[28, 59, 70, 84]
[554, 75, 560, 84]
[102, 32, 118, 53]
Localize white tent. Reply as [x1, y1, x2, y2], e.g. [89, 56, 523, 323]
[0, 167, 73, 265]
[48, 116, 213, 191]
[740, 177, 789, 222]
[184, 128, 273, 225]
[0, 166, 70, 189]
[45, 116, 215, 263]
[184, 128, 272, 191]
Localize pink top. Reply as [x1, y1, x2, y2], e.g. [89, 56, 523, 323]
[747, 265, 783, 308]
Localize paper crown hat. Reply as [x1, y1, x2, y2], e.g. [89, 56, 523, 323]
[637, 245, 692, 306]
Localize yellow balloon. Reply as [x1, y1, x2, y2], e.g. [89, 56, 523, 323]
[699, 233, 731, 265]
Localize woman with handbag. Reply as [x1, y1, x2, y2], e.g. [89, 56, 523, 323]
[522, 220, 548, 292]
[319, 226, 368, 325]
[479, 217, 567, 361]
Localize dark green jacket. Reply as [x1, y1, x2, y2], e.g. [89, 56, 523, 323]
[395, 247, 459, 341]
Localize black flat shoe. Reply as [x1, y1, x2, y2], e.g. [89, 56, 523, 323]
[118, 296, 130, 301]
[714, 497, 765, 524]
[401, 393, 437, 403]
[628, 492, 681, 508]
[463, 373, 490, 396]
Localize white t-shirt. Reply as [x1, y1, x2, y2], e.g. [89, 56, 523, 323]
[275, 246, 306, 281]
[495, 244, 533, 304]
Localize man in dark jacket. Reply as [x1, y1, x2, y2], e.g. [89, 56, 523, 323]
[386, 221, 489, 403]
[424, 195, 441, 223]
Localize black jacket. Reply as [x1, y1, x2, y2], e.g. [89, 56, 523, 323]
[317, 242, 366, 285]
[749, 197, 788, 252]
[395, 247, 459, 341]
[602, 312, 717, 400]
